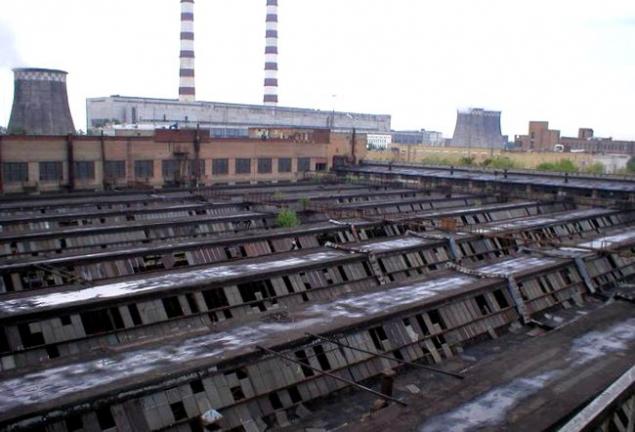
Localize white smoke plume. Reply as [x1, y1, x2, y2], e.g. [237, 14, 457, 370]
[0, 21, 23, 68]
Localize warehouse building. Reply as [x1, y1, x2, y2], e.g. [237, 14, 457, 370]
[0, 127, 367, 194]
[86, 96, 392, 136]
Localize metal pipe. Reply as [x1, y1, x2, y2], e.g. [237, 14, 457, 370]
[256, 345, 407, 406]
[307, 332, 464, 380]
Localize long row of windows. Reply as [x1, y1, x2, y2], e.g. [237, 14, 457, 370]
[2, 158, 313, 183]
[3, 161, 94, 182]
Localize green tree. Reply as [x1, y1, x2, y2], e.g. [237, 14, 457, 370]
[277, 209, 299, 228]
[627, 157, 635, 173]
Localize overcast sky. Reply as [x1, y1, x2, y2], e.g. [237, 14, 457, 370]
[1, 0, 634, 139]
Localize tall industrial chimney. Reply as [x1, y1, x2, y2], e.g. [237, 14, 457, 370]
[8, 68, 75, 135]
[263, 0, 279, 106]
[179, 0, 196, 102]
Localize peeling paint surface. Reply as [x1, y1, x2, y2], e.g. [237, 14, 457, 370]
[419, 371, 558, 432]
[361, 237, 428, 252]
[0, 273, 475, 412]
[568, 318, 635, 365]
[478, 256, 555, 274]
[418, 318, 635, 432]
[471, 208, 612, 234]
[0, 251, 346, 315]
[307, 275, 476, 318]
[578, 231, 635, 250]
[344, 165, 635, 192]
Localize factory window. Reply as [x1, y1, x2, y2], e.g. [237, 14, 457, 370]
[278, 158, 292, 173]
[202, 288, 230, 310]
[2, 162, 28, 183]
[74, 161, 95, 180]
[80, 310, 114, 335]
[258, 158, 272, 174]
[190, 159, 205, 176]
[474, 294, 490, 315]
[65, 414, 83, 432]
[288, 386, 303, 403]
[0, 328, 10, 353]
[17, 323, 45, 348]
[294, 349, 314, 377]
[104, 160, 126, 179]
[235, 158, 251, 174]
[428, 309, 447, 330]
[162, 159, 180, 179]
[162, 296, 184, 318]
[96, 407, 116, 430]
[128, 304, 143, 325]
[190, 379, 205, 394]
[39, 161, 63, 181]
[170, 401, 188, 421]
[230, 386, 246, 401]
[297, 158, 311, 172]
[313, 345, 332, 370]
[369, 326, 389, 351]
[212, 158, 229, 175]
[134, 160, 154, 179]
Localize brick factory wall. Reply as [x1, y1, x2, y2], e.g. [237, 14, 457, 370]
[0, 129, 352, 193]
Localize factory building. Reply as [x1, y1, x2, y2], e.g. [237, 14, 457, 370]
[84, 1, 390, 137]
[0, 165, 632, 432]
[516, 121, 635, 155]
[86, 96, 391, 136]
[391, 129, 444, 146]
[0, 128, 367, 194]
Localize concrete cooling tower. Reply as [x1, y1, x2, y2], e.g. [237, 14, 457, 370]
[8, 68, 75, 135]
[451, 108, 505, 148]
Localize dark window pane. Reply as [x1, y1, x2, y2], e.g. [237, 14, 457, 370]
[74, 161, 95, 180]
[258, 158, 272, 174]
[104, 161, 126, 179]
[297, 158, 311, 172]
[134, 160, 154, 178]
[162, 159, 179, 178]
[2, 162, 28, 183]
[278, 158, 291, 173]
[212, 158, 229, 175]
[235, 158, 251, 174]
[39, 161, 63, 181]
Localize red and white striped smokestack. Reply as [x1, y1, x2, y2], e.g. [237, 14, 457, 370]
[263, 0, 279, 106]
[179, 0, 195, 102]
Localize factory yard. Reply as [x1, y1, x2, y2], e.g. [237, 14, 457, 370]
[0, 168, 633, 432]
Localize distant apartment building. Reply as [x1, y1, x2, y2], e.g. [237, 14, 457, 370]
[516, 121, 561, 151]
[516, 122, 635, 155]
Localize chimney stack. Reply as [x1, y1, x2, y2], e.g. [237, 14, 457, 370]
[263, 0, 279, 106]
[179, 0, 195, 102]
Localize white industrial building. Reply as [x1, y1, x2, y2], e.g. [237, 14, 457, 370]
[86, 96, 391, 136]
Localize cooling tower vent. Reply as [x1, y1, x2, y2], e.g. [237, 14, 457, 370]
[8, 68, 75, 136]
